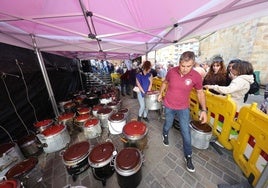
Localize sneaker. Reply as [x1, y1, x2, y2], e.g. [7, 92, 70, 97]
[137, 116, 142, 121]
[162, 134, 169, 146]
[143, 117, 149, 123]
[184, 155, 195, 172]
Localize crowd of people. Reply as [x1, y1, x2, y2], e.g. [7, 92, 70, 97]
[128, 51, 263, 173]
[83, 52, 265, 174]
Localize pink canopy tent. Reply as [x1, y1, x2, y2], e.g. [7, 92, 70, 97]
[1, 0, 268, 60]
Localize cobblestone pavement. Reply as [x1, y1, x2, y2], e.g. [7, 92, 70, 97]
[33, 93, 263, 188]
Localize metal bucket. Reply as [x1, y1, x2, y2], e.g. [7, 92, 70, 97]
[190, 121, 212, 149]
[144, 91, 161, 110]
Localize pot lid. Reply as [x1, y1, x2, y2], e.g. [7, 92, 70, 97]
[190, 121, 212, 133]
[92, 105, 104, 111]
[109, 112, 124, 121]
[58, 113, 75, 121]
[97, 108, 112, 115]
[75, 114, 90, 122]
[146, 90, 159, 95]
[89, 142, 114, 164]
[34, 119, 53, 128]
[42, 124, 65, 136]
[123, 121, 147, 136]
[78, 107, 90, 114]
[63, 141, 90, 162]
[118, 108, 128, 114]
[0, 179, 19, 188]
[6, 157, 38, 179]
[84, 118, 99, 127]
[64, 102, 75, 108]
[18, 134, 36, 146]
[116, 148, 140, 170]
[0, 142, 15, 155]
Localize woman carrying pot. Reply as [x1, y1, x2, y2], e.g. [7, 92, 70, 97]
[136, 60, 153, 122]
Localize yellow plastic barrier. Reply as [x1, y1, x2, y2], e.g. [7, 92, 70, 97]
[111, 73, 121, 83]
[152, 77, 163, 91]
[190, 89, 237, 150]
[231, 103, 268, 186]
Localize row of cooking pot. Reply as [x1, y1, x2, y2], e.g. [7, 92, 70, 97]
[61, 140, 144, 187]
[59, 91, 120, 114]
[29, 104, 126, 154]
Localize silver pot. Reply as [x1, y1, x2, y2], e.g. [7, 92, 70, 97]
[18, 134, 43, 157]
[36, 124, 70, 153]
[97, 108, 113, 128]
[145, 91, 162, 110]
[108, 112, 126, 135]
[0, 142, 25, 178]
[122, 121, 148, 151]
[33, 119, 54, 133]
[190, 121, 212, 149]
[83, 118, 102, 139]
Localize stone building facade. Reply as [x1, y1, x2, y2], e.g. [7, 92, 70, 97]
[199, 16, 268, 85]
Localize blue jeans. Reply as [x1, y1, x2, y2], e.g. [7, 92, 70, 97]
[137, 92, 148, 117]
[163, 107, 192, 156]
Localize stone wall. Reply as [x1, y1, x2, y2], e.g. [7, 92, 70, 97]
[199, 16, 268, 85]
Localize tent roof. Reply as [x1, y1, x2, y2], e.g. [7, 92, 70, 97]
[1, 0, 268, 60]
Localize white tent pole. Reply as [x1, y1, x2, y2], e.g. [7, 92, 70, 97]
[31, 34, 60, 117]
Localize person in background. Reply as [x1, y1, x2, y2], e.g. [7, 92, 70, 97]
[136, 60, 153, 122]
[156, 64, 167, 80]
[129, 62, 138, 99]
[157, 51, 207, 173]
[203, 56, 227, 94]
[260, 84, 268, 114]
[204, 60, 254, 111]
[120, 69, 130, 96]
[242, 60, 259, 102]
[193, 62, 207, 80]
[201, 60, 210, 72]
[167, 63, 174, 72]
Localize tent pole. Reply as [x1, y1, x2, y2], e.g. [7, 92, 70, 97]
[30, 34, 60, 117]
[77, 59, 84, 91]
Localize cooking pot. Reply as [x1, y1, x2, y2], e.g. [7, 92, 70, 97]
[5, 157, 42, 188]
[108, 112, 126, 135]
[57, 112, 75, 134]
[0, 178, 21, 188]
[190, 120, 212, 149]
[97, 108, 113, 128]
[74, 114, 91, 131]
[58, 99, 72, 113]
[106, 100, 121, 112]
[88, 142, 116, 186]
[18, 134, 43, 157]
[74, 95, 86, 105]
[62, 141, 90, 181]
[115, 147, 144, 188]
[145, 91, 162, 110]
[83, 118, 102, 139]
[33, 119, 54, 133]
[99, 93, 112, 105]
[83, 94, 99, 107]
[122, 121, 148, 151]
[118, 108, 129, 119]
[64, 102, 76, 113]
[77, 107, 91, 116]
[92, 104, 104, 117]
[36, 124, 70, 153]
[0, 142, 24, 179]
